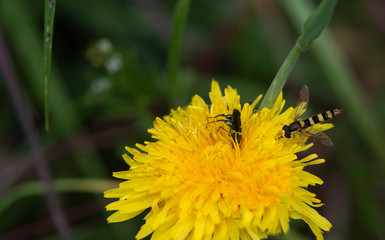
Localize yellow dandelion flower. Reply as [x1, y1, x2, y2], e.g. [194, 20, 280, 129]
[104, 80, 333, 240]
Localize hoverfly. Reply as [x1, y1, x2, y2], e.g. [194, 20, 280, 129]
[208, 108, 242, 144]
[281, 85, 343, 147]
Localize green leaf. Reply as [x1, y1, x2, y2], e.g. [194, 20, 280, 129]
[43, 0, 56, 131]
[296, 0, 337, 50]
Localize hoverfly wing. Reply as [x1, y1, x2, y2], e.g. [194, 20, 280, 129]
[293, 85, 310, 120]
[298, 85, 310, 105]
[308, 132, 334, 147]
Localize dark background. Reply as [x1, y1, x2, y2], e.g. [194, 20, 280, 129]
[0, 0, 384, 239]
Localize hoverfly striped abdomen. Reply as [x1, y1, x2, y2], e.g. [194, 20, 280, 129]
[280, 85, 343, 148]
[283, 108, 343, 139]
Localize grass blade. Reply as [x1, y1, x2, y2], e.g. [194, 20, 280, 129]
[43, 0, 56, 131]
[0, 179, 118, 216]
[167, 0, 191, 107]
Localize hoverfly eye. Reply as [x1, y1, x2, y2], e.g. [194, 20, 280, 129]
[282, 125, 291, 138]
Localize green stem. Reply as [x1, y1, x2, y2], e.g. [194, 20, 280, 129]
[259, 0, 336, 110]
[258, 45, 301, 110]
[280, 0, 385, 169]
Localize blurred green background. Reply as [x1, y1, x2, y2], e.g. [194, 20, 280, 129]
[1, 0, 384, 239]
